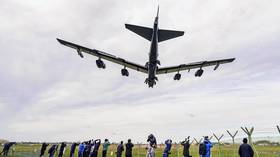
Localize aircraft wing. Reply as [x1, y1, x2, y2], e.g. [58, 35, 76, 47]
[156, 58, 235, 74]
[57, 38, 148, 74]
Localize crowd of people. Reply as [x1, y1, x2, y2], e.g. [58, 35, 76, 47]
[0, 134, 255, 157]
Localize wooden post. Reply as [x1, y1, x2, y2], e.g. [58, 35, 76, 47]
[241, 126, 259, 157]
[213, 133, 224, 157]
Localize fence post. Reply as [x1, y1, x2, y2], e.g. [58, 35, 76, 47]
[241, 127, 259, 157]
[193, 138, 202, 145]
[213, 133, 224, 157]
[137, 142, 140, 157]
[227, 130, 238, 157]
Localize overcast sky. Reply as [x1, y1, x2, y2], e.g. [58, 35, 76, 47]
[0, 0, 280, 143]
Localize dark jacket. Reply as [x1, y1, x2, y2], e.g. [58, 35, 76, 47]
[125, 142, 134, 157]
[48, 145, 57, 155]
[116, 143, 124, 157]
[238, 143, 254, 157]
[181, 141, 190, 157]
[58, 143, 67, 157]
[70, 143, 78, 155]
[93, 139, 101, 151]
[40, 143, 49, 156]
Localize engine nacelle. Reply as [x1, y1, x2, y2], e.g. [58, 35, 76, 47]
[174, 73, 181, 80]
[121, 68, 129, 76]
[96, 59, 106, 69]
[77, 49, 84, 58]
[195, 69, 204, 77]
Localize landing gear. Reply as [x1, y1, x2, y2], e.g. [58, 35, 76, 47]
[121, 68, 129, 76]
[195, 69, 204, 77]
[96, 59, 106, 69]
[174, 73, 181, 80]
[145, 78, 157, 88]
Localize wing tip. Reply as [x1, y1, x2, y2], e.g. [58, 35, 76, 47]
[230, 58, 236, 62]
[56, 38, 63, 43]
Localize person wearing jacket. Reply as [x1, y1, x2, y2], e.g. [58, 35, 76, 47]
[78, 142, 85, 157]
[238, 138, 254, 157]
[116, 141, 124, 157]
[70, 142, 79, 157]
[181, 138, 190, 157]
[203, 137, 213, 157]
[39, 142, 49, 157]
[58, 142, 67, 157]
[102, 139, 110, 157]
[83, 141, 92, 157]
[162, 139, 172, 157]
[146, 134, 157, 157]
[48, 144, 58, 157]
[125, 139, 134, 157]
[0, 142, 16, 156]
[91, 139, 101, 157]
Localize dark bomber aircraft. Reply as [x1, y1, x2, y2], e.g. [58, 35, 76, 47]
[57, 7, 235, 88]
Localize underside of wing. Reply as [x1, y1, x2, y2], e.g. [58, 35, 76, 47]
[57, 38, 148, 74]
[156, 58, 235, 74]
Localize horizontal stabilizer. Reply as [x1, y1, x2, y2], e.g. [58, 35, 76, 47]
[158, 29, 184, 42]
[125, 24, 153, 41]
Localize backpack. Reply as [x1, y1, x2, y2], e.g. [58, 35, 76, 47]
[199, 143, 207, 155]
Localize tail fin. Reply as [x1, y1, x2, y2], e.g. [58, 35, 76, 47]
[125, 24, 153, 41]
[158, 29, 184, 42]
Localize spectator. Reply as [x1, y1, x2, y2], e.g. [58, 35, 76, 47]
[78, 142, 85, 157]
[48, 144, 58, 157]
[162, 139, 172, 157]
[238, 138, 254, 157]
[116, 141, 124, 157]
[102, 139, 110, 157]
[181, 138, 191, 157]
[204, 136, 213, 157]
[70, 142, 79, 157]
[91, 139, 101, 157]
[0, 142, 16, 156]
[125, 139, 134, 157]
[39, 142, 49, 157]
[146, 134, 157, 157]
[58, 142, 67, 157]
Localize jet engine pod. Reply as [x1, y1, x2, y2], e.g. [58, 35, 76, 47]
[174, 73, 181, 80]
[121, 68, 129, 76]
[96, 59, 106, 69]
[77, 49, 84, 58]
[195, 69, 204, 77]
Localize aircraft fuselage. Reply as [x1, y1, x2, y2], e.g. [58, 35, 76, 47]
[146, 16, 159, 87]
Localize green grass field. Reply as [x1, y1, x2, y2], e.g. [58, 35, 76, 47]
[1, 143, 279, 157]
